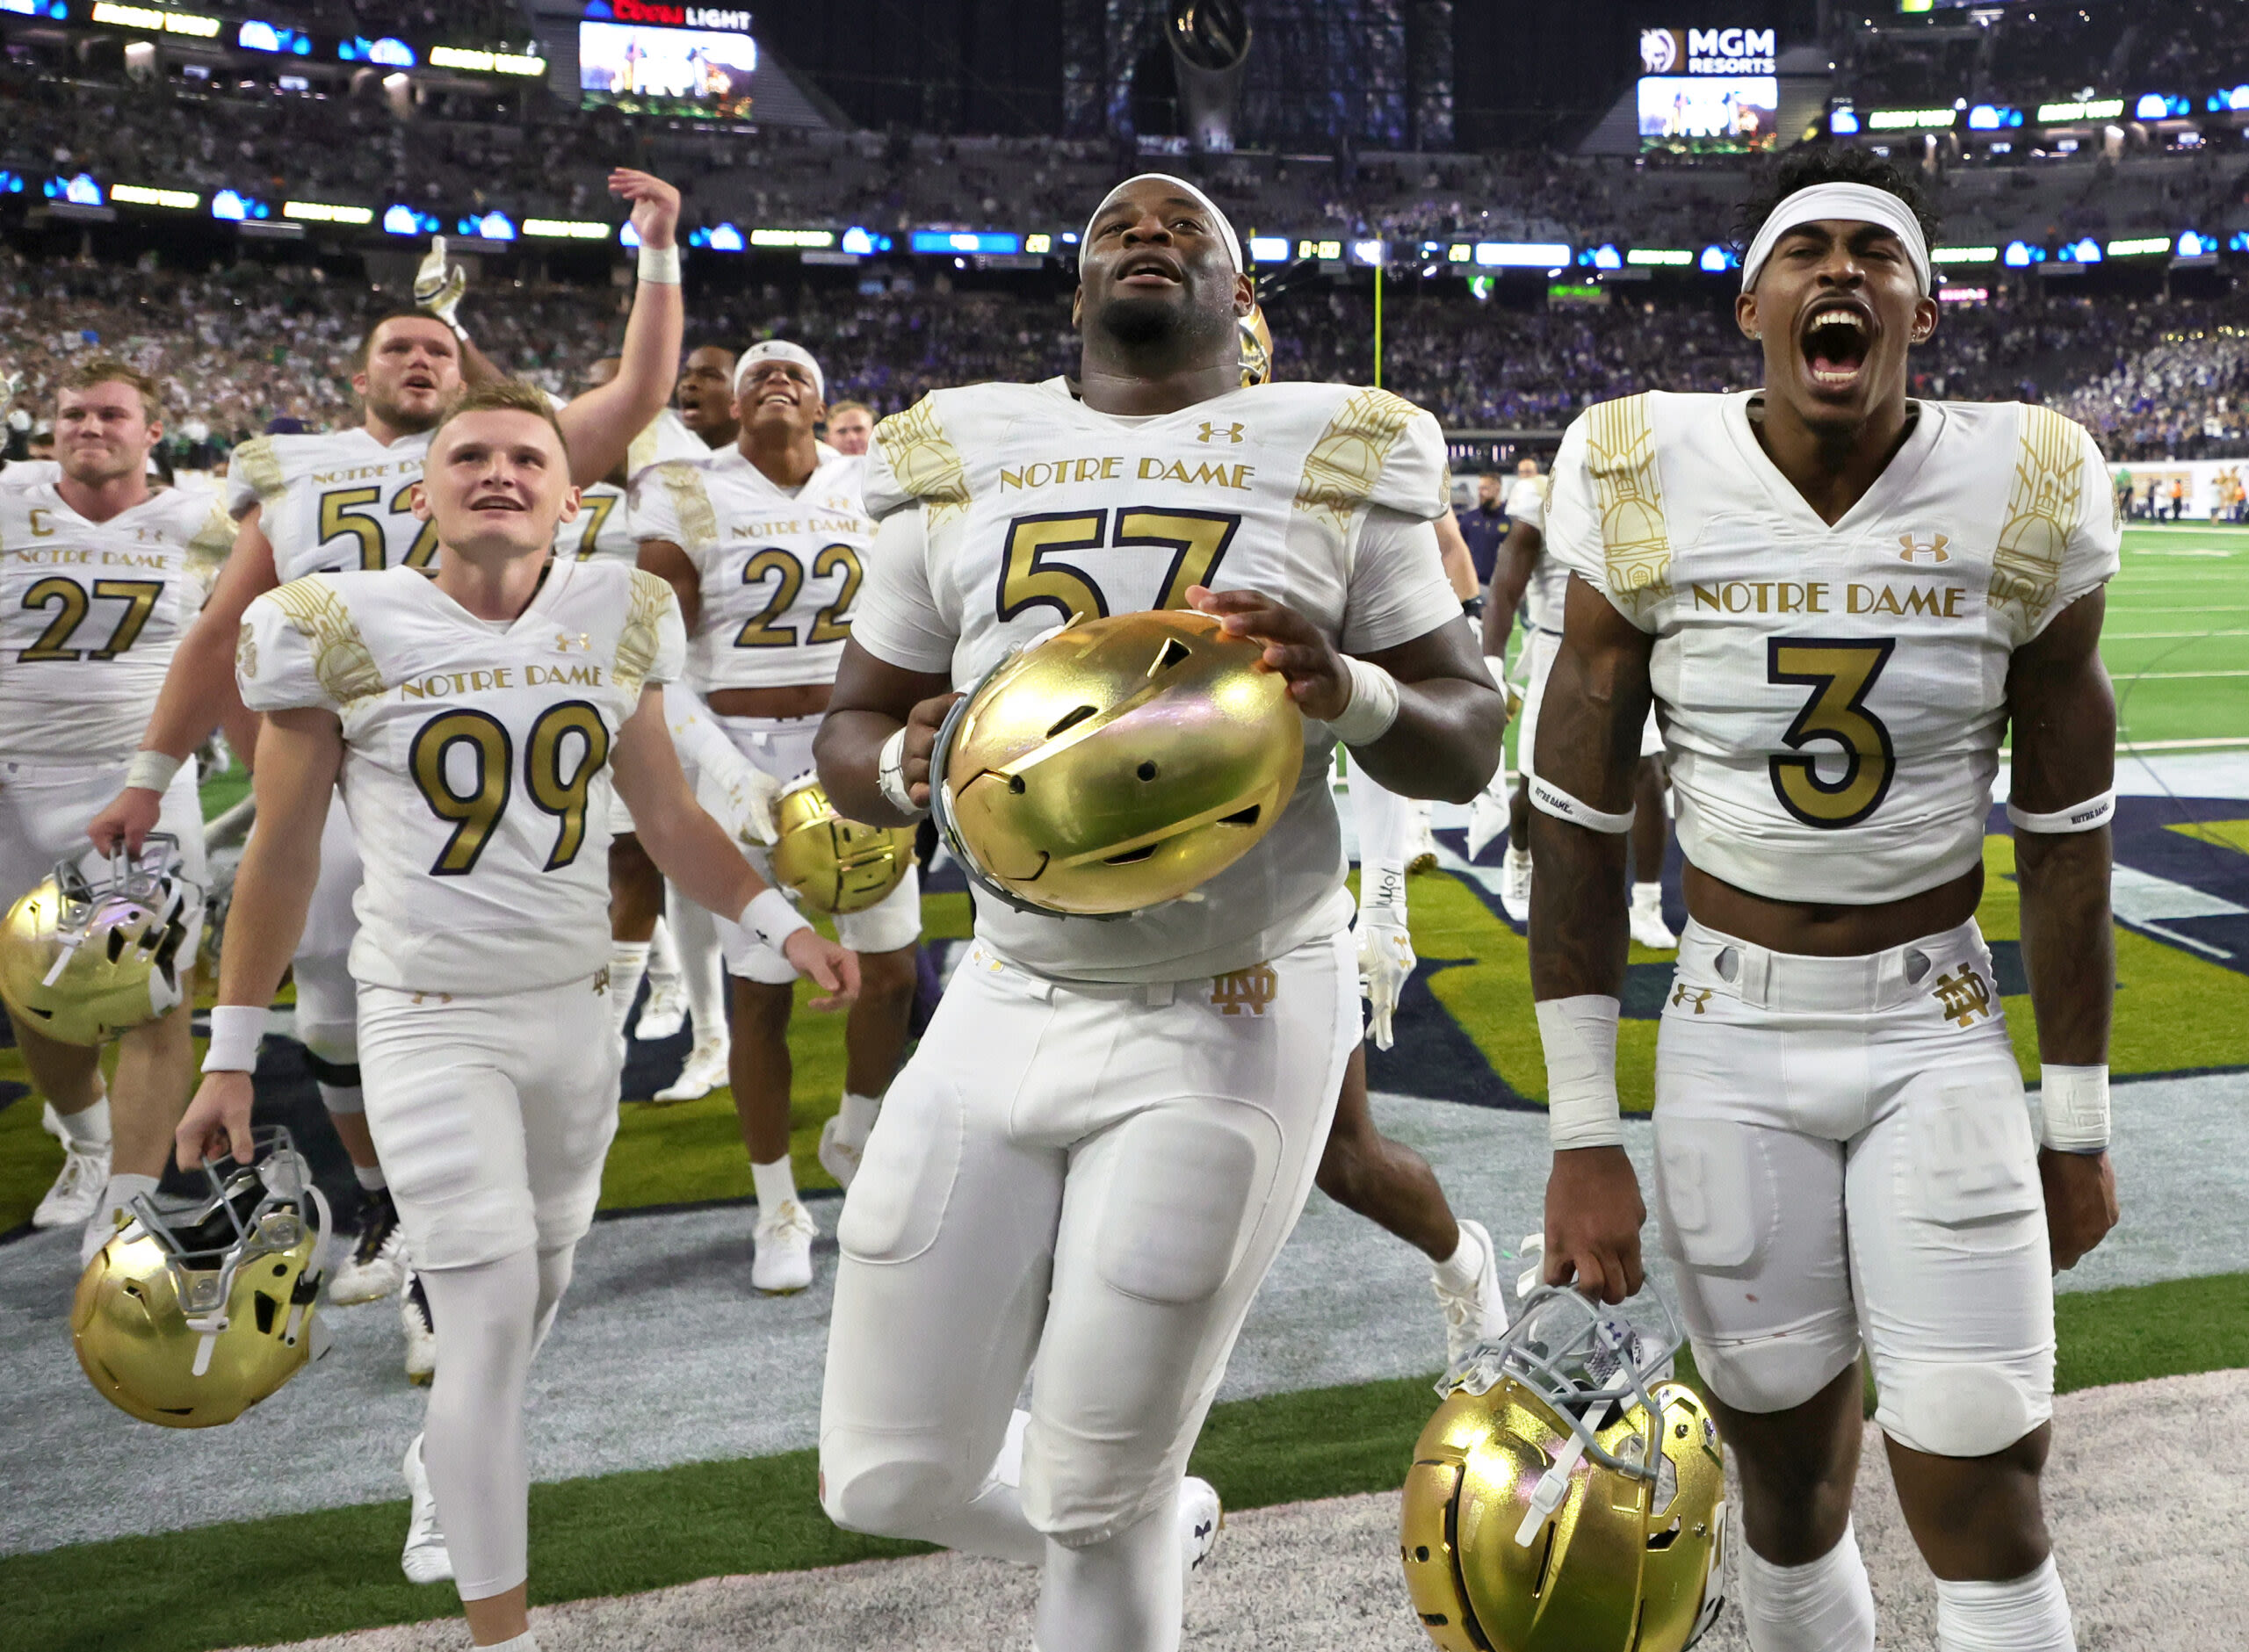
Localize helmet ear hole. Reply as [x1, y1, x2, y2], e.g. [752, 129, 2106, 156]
[1046, 704, 1099, 739]
[1219, 804, 1262, 826]
[1103, 844, 1158, 866]
[1153, 637, 1192, 674]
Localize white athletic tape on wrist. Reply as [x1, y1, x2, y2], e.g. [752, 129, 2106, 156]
[201, 1006, 265, 1073]
[1327, 655, 1400, 747]
[877, 725, 926, 819]
[1536, 995, 1624, 1150]
[741, 887, 811, 954]
[2006, 790, 2115, 834]
[2039, 1064, 2110, 1152]
[1529, 775, 1636, 834]
[125, 750, 184, 795]
[636, 243, 682, 285]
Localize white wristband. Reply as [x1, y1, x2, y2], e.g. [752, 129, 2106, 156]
[1536, 995, 1624, 1150]
[741, 886, 810, 954]
[126, 750, 184, 795]
[2007, 790, 2115, 834]
[1327, 655, 1400, 747]
[878, 725, 927, 819]
[201, 1005, 265, 1073]
[2039, 1064, 2110, 1152]
[636, 243, 682, 285]
[1529, 774, 1635, 834]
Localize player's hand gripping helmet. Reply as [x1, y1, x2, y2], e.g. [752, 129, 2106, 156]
[73, 1128, 331, 1428]
[1401, 1284, 1728, 1652]
[0, 836, 202, 1046]
[931, 610, 1305, 918]
[1238, 305, 1274, 387]
[768, 773, 916, 915]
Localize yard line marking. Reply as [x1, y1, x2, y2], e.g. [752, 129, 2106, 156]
[2115, 669, 2249, 680]
[2107, 630, 2249, 639]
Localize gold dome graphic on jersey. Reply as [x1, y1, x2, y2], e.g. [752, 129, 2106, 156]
[934, 610, 1303, 917]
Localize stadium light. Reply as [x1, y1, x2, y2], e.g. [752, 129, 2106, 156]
[1697, 243, 1738, 272]
[211, 190, 271, 221]
[112, 184, 195, 209]
[0, 1, 69, 17]
[428, 46, 544, 76]
[1350, 239, 1385, 266]
[1583, 243, 1623, 271]
[1626, 248, 1693, 267]
[2177, 231, 2218, 260]
[2002, 240, 2045, 267]
[1829, 108, 1861, 135]
[454, 211, 517, 242]
[2058, 237, 2102, 263]
[522, 218, 611, 239]
[1932, 245, 1999, 264]
[2231, 232, 2249, 254]
[1246, 234, 1291, 263]
[384, 204, 438, 235]
[339, 34, 416, 67]
[2209, 86, 2249, 113]
[0, 172, 25, 195]
[748, 228, 833, 249]
[283, 200, 371, 225]
[1867, 107, 1956, 130]
[838, 227, 889, 256]
[45, 174, 105, 207]
[2106, 236, 2172, 257]
[238, 20, 310, 53]
[2036, 98, 2124, 122]
[1473, 242, 1572, 268]
[619, 222, 641, 249]
[90, 2, 220, 36]
[1966, 105, 2022, 130]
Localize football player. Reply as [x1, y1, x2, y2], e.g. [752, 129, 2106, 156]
[1529, 149, 2119, 1652]
[1, 360, 233, 1258]
[823, 399, 875, 457]
[175, 380, 856, 1651]
[633, 340, 921, 1293]
[1479, 455, 1677, 948]
[599, 344, 740, 1101]
[90, 170, 689, 1337]
[812, 174, 1505, 1648]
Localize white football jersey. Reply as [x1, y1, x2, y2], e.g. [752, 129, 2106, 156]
[0, 459, 63, 489]
[225, 428, 435, 581]
[854, 376, 1461, 985]
[568, 482, 637, 565]
[1544, 392, 2120, 904]
[236, 559, 686, 993]
[628, 446, 873, 692]
[1507, 476, 1567, 633]
[0, 484, 235, 760]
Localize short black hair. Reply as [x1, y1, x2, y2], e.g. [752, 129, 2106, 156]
[1732, 147, 1942, 264]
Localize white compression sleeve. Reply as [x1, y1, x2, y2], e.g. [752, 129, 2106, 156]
[417, 1248, 541, 1602]
[1736, 1521, 1877, 1652]
[1349, 766, 1415, 909]
[666, 884, 728, 1045]
[1934, 1556, 2074, 1652]
[1032, 1487, 1183, 1652]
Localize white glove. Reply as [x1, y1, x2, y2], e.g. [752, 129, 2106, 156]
[412, 234, 467, 335]
[1356, 903, 1417, 1051]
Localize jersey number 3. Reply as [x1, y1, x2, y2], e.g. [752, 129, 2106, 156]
[1768, 638, 1896, 828]
[409, 702, 611, 876]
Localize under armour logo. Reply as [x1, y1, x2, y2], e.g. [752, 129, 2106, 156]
[1197, 421, 1247, 444]
[1211, 964, 1277, 1015]
[556, 631, 592, 653]
[1669, 984, 1713, 1014]
[1898, 531, 1950, 564]
[1931, 965, 1992, 1027]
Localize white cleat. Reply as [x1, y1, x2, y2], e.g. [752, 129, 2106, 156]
[817, 1115, 867, 1189]
[1433, 1219, 1509, 1370]
[1465, 791, 1510, 861]
[1630, 889, 1677, 951]
[400, 1434, 455, 1584]
[401, 1271, 438, 1385]
[1180, 1475, 1224, 1573]
[328, 1187, 407, 1305]
[33, 1105, 110, 1230]
[634, 973, 688, 1042]
[79, 1190, 135, 1267]
[653, 1035, 729, 1103]
[751, 1199, 818, 1295]
[1500, 847, 1533, 926]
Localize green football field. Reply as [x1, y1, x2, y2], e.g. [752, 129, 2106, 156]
[2101, 523, 2249, 750]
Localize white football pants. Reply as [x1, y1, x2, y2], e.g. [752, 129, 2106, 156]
[290, 799, 364, 1098]
[0, 755, 206, 911]
[821, 929, 1356, 1560]
[1651, 918, 2055, 1460]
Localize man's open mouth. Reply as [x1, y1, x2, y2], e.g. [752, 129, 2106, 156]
[1800, 301, 1873, 389]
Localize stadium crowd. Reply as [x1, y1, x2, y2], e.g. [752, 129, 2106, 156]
[4, 240, 2245, 462]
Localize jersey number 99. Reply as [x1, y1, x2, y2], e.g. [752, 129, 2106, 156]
[409, 701, 611, 876]
[1767, 637, 1896, 828]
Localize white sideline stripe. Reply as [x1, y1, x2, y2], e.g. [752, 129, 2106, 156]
[2108, 629, 2249, 639]
[2116, 669, 2249, 679]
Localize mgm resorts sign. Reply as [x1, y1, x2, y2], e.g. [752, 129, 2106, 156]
[1639, 27, 1777, 76]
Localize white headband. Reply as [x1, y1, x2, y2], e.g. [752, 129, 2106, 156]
[1081, 173, 1242, 274]
[734, 341, 825, 403]
[1739, 182, 1931, 295]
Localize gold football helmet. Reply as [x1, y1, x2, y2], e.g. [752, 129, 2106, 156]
[1238, 305, 1273, 387]
[768, 774, 916, 915]
[73, 1129, 330, 1429]
[0, 836, 201, 1047]
[1401, 1285, 1727, 1652]
[933, 610, 1304, 918]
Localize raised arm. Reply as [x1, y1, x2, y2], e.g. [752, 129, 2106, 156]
[175, 707, 340, 1168]
[2006, 588, 2120, 1269]
[555, 170, 683, 487]
[611, 685, 857, 1008]
[1529, 572, 1656, 1302]
[90, 507, 281, 854]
